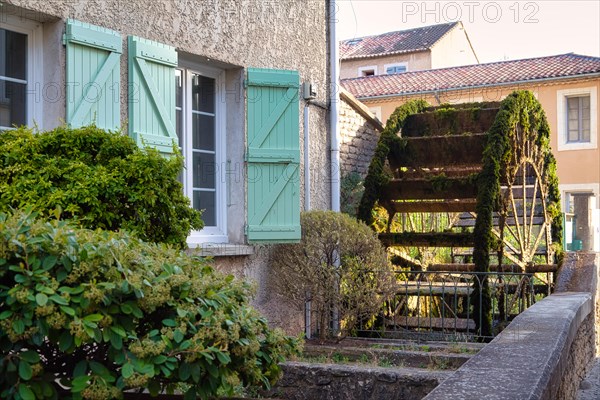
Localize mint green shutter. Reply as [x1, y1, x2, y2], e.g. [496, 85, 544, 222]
[64, 19, 121, 130]
[246, 68, 301, 243]
[128, 36, 177, 153]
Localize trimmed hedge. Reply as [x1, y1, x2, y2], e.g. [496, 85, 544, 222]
[0, 211, 299, 400]
[0, 126, 202, 248]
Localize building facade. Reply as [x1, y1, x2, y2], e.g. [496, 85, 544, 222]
[339, 21, 478, 81]
[1, 0, 334, 332]
[342, 53, 600, 251]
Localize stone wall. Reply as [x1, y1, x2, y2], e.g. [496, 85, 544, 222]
[266, 362, 449, 400]
[425, 253, 599, 400]
[339, 89, 383, 179]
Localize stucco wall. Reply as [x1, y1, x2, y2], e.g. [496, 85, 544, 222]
[3, 0, 332, 335]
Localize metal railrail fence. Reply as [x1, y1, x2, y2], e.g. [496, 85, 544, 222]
[353, 270, 553, 342]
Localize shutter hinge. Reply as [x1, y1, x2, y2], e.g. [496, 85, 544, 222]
[62, 33, 67, 46]
[243, 79, 248, 89]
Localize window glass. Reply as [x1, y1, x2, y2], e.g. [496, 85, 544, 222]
[0, 28, 27, 128]
[566, 95, 591, 143]
[178, 70, 219, 230]
[386, 65, 407, 74]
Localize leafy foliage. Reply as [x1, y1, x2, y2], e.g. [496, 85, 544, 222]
[0, 126, 202, 248]
[472, 90, 562, 337]
[357, 100, 429, 225]
[340, 172, 364, 217]
[0, 211, 300, 400]
[271, 211, 395, 340]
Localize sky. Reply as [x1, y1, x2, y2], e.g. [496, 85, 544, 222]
[335, 0, 600, 63]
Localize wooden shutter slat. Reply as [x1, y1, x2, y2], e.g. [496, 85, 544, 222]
[69, 52, 120, 126]
[246, 68, 300, 243]
[65, 19, 121, 131]
[135, 58, 177, 135]
[248, 87, 296, 149]
[248, 163, 299, 225]
[128, 36, 177, 154]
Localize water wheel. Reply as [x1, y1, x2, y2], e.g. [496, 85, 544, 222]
[358, 91, 562, 337]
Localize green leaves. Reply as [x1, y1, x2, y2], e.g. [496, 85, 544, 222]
[0, 125, 202, 248]
[0, 210, 300, 400]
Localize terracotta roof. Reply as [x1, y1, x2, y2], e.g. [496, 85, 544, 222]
[341, 53, 600, 99]
[340, 22, 458, 60]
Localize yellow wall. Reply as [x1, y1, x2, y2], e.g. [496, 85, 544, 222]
[360, 77, 600, 201]
[340, 51, 431, 79]
[430, 24, 478, 68]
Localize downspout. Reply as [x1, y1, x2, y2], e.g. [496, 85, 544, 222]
[329, 0, 340, 212]
[304, 104, 311, 211]
[304, 103, 312, 339]
[329, 0, 341, 336]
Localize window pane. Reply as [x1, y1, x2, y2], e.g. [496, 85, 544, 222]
[582, 95, 590, 108]
[175, 70, 183, 108]
[582, 129, 591, 142]
[567, 97, 579, 111]
[193, 191, 216, 226]
[191, 74, 215, 114]
[0, 29, 27, 80]
[175, 109, 182, 146]
[0, 81, 26, 127]
[568, 129, 579, 142]
[192, 113, 215, 151]
[193, 152, 216, 189]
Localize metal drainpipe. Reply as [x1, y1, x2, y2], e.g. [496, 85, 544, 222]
[329, 0, 340, 213]
[329, 0, 341, 335]
[304, 103, 312, 339]
[304, 104, 311, 211]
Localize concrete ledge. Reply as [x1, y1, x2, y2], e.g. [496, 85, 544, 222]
[188, 243, 255, 257]
[424, 292, 592, 400]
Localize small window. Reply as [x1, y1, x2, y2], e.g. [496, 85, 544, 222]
[358, 65, 377, 77]
[566, 95, 591, 143]
[557, 87, 597, 151]
[385, 63, 408, 75]
[0, 27, 28, 129]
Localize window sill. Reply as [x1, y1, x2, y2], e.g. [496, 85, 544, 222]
[557, 141, 597, 151]
[188, 243, 255, 257]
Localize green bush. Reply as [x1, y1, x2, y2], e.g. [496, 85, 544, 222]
[0, 211, 299, 400]
[271, 211, 395, 340]
[0, 126, 202, 248]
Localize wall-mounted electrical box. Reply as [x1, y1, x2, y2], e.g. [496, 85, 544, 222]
[302, 82, 317, 100]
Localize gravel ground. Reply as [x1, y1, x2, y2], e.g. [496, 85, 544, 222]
[577, 358, 600, 400]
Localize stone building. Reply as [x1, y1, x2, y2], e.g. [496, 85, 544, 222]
[0, 0, 337, 333]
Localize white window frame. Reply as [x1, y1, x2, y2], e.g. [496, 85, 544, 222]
[384, 62, 408, 75]
[557, 87, 597, 151]
[177, 60, 228, 245]
[0, 14, 43, 130]
[358, 65, 377, 77]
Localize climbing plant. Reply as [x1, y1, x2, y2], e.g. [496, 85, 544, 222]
[357, 99, 429, 225]
[472, 90, 562, 337]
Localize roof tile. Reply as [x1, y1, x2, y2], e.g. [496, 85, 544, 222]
[340, 22, 458, 60]
[341, 53, 600, 98]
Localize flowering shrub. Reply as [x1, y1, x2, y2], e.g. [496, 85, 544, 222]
[0, 211, 299, 399]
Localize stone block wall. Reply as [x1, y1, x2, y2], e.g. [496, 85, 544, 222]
[266, 362, 449, 400]
[339, 90, 383, 179]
